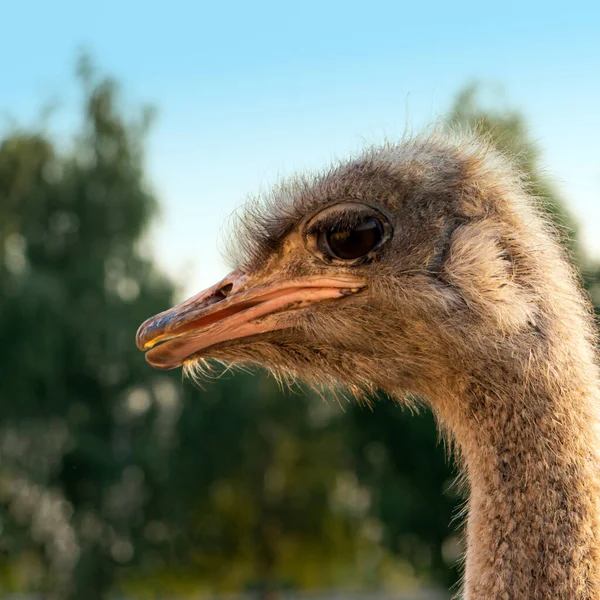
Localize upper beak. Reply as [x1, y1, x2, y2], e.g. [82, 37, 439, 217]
[136, 270, 366, 370]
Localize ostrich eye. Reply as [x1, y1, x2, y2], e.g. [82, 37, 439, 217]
[305, 202, 392, 263]
[321, 217, 384, 260]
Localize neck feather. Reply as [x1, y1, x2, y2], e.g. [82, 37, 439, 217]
[440, 339, 600, 599]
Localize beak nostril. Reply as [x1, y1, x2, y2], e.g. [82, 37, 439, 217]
[200, 282, 237, 309]
[216, 283, 234, 300]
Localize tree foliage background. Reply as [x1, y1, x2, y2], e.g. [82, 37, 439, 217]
[0, 62, 597, 599]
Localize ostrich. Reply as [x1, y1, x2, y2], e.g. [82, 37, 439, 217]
[136, 133, 600, 599]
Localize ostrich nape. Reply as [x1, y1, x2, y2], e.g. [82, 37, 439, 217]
[137, 133, 600, 599]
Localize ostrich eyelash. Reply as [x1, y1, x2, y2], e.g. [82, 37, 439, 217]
[304, 211, 377, 236]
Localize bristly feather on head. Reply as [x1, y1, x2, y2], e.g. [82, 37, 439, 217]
[222, 127, 520, 273]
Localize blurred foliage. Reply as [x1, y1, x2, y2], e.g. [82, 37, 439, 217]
[0, 63, 598, 600]
[0, 61, 175, 598]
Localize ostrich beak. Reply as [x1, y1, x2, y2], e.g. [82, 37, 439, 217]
[136, 270, 365, 370]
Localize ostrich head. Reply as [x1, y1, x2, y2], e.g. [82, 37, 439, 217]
[137, 133, 600, 598]
[136, 133, 557, 411]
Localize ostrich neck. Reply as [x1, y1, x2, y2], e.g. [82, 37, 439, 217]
[438, 344, 600, 599]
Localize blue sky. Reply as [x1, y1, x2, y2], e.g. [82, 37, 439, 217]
[2, 0, 599, 298]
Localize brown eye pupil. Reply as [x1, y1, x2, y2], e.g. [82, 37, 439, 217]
[325, 217, 383, 260]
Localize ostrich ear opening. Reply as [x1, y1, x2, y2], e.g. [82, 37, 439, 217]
[136, 272, 366, 370]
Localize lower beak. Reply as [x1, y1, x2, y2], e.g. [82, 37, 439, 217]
[136, 271, 365, 370]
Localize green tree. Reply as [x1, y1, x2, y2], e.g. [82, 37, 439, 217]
[133, 377, 398, 597]
[0, 61, 176, 598]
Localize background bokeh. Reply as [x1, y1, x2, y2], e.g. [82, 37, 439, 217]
[1, 2, 599, 599]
